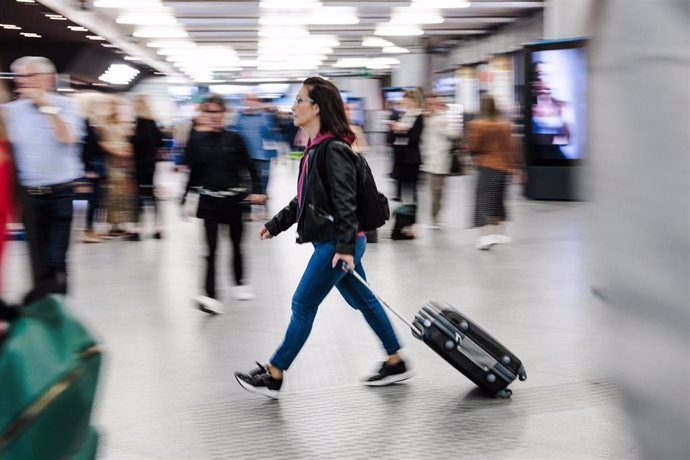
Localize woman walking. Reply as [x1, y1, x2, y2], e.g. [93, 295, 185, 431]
[235, 77, 413, 398]
[467, 95, 520, 250]
[131, 95, 164, 239]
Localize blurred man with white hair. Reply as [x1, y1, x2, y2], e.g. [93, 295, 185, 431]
[3, 56, 84, 295]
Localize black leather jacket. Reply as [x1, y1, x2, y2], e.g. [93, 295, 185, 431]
[265, 139, 359, 254]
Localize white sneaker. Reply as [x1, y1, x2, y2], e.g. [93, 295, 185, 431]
[194, 295, 224, 315]
[493, 234, 512, 244]
[475, 235, 496, 250]
[233, 285, 256, 301]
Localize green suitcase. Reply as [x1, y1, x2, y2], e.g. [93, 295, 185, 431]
[0, 295, 102, 460]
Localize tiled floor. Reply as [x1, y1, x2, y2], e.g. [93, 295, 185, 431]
[3, 154, 639, 459]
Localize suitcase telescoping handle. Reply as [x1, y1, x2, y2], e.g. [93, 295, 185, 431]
[341, 262, 422, 335]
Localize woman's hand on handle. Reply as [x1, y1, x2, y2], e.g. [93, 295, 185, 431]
[332, 253, 354, 271]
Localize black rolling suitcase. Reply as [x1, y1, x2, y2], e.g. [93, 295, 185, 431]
[344, 266, 526, 398]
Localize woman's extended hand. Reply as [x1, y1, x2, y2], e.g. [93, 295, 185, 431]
[332, 253, 354, 270]
[247, 194, 267, 205]
[259, 225, 273, 240]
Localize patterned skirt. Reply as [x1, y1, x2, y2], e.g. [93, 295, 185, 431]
[106, 165, 137, 225]
[473, 166, 510, 227]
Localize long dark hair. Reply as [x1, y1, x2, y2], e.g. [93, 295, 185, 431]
[303, 77, 354, 140]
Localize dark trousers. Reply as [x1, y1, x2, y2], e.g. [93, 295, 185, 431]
[253, 159, 271, 195]
[135, 173, 159, 226]
[85, 177, 104, 230]
[21, 187, 74, 294]
[203, 207, 244, 298]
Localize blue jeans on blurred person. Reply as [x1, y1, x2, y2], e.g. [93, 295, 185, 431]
[253, 159, 271, 194]
[270, 235, 401, 371]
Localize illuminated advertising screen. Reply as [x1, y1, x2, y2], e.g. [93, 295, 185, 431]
[525, 40, 587, 164]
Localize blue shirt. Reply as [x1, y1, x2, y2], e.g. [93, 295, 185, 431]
[232, 111, 279, 161]
[3, 94, 85, 186]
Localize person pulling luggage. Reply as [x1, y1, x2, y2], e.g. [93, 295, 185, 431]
[234, 77, 414, 399]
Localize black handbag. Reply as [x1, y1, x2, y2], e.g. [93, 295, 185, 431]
[448, 143, 464, 176]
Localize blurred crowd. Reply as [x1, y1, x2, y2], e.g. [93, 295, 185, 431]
[0, 56, 525, 300]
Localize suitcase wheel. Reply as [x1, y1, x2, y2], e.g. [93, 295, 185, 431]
[518, 366, 527, 381]
[487, 373, 496, 383]
[494, 389, 512, 399]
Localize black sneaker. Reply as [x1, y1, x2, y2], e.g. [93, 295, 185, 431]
[235, 362, 282, 399]
[363, 360, 415, 387]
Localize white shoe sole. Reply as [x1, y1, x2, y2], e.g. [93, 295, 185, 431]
[194, 296, 224, 315]
[235, 374, 280, 399]
[363, 370, 416, 387]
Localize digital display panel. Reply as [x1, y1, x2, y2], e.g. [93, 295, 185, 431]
[526, 41, 587, 164]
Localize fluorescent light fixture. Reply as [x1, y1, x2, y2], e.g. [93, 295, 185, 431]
[101, 43, 118, 48]
[86, 35, 106, 41]
[257, 62, 320, 71]
[20, 32, 41, 38]
[373, 57, 400, 66]
[94, 0, 162, 8]
[362, 37, 394, 47]
[124, 56, 143, 61]
[133, 28, 188, 39]
[0, 24, 21, 30]
[259, 0, 321, 9]
[259, 35, 339, 48]
[258, 27, 309, 38]
[16, 0, 36, 3]
[259, 7, 358, 25]
[117, 14, 178, 26]
[99, 64, 140, 85]
[45, 14, 67, 21]
[375, 24, 424, 36]
[68, 26, 88, 32]
[147, 40, 196, 48]
[237, 60, 259, 67]
[411, 0, 470, 8]
[383, 46, 410, 54]
[390, 8, 444, 24]
[258, 53, 328, 60]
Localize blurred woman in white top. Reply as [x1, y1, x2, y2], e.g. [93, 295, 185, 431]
[420, 95, 455, 229]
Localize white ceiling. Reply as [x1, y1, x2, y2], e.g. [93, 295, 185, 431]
[48, 0, 544, 83]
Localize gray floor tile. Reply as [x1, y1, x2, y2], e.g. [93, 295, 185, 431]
[3, 156, 639, 459]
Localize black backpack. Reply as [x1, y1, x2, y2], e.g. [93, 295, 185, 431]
[316, 139, 390, 231]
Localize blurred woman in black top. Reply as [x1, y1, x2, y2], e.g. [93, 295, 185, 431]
[131, 95, 164, 239]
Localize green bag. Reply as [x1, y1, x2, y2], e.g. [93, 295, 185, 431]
[0, 295, 102, 460]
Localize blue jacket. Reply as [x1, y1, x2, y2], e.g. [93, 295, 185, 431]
[232, 111, 281, 161]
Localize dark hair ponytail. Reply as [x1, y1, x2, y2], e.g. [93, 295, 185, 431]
[303, 77, 354, 140]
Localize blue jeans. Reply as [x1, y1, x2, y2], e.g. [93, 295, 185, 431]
[270, 236, 402, 371]
[253, 159, 271, 194]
